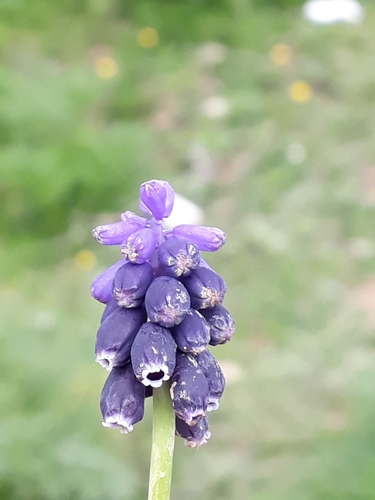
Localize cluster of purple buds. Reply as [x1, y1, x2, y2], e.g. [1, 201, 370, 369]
[91, 180, 235, 447]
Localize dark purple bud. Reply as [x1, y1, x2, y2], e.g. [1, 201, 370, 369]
[158, 238, 200, 278]
[112, 262, 154, 308]
[170, 353, 209, 424]
[91, 260, 126, 304]
[182, 267, 226, 309]
[101, 298, 121, 323]
[171, 309, 210, 354]
[175, 416, 211, 448]
[100, 363, 145, 434]
[95, 307, 147, 370]
[121, 228, 157, 264]
[195, 349, 225, 411]
[120, 211, 148, 227]
[171, 224, 226, 252]
[200, 305, 235, 346]
[145, 276, 191, 327]
[131, 322, 177, 388]
[139, 179, 175, 220]
[92, 221, 143, 245]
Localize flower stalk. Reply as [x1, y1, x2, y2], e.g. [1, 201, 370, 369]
[148, 383, 175, 500]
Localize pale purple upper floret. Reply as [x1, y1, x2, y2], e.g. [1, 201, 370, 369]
[139, 179, 175, 220]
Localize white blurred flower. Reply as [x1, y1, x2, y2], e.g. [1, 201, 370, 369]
[286, 143, 306, 164]
[303, 0, 364, 24]
[200, 96, 230, 119]
[163, 193, 203, 229]
[197, 42, 227, 65]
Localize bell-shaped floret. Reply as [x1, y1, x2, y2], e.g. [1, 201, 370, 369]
[100, 363, 145, 434]
[182, 267, 226, 309]
[171, 309, 210, 354]
[171, 224, 226, 252]
[92, 220, 144, 246]
[195, 349, 225, 411]
[158, 237, 200, 278]
[91, 260, 126, 304]
[200, 304, 235, 346]
[175, 416, 211, 448]
[95, 306, 147, 370]
[139, 179, 175, 220]
[170, 353, 209, 425]
[112, 262, 154, 308]
[131, 322, 177, 388]
[145, 276, 191, 327]
[121, 228, 157, 264]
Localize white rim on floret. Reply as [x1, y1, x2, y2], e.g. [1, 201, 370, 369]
[95, 352, 115, 372]
[141, 364, 171, 388]
[102, 416, 134, 434]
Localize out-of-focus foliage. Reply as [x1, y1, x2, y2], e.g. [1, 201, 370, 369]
[2, 0, 375, 499]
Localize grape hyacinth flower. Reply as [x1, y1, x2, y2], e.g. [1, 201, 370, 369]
[90, 179, 235, 499]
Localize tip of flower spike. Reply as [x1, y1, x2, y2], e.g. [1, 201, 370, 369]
[139, 179, 175, 220]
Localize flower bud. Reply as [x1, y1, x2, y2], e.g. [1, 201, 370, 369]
[200, 304, 235, 346]
[182, 267, 226, 309]
[175, 416, 211, 448]
[92, 221, 143, 245]
[195, 349, 225, 411]
[120, 211, 148, 227]
[121, 228, 157, 264]
[171, 224, 226, 252]
[95, 307, 147, 370]
[100, 364, 145, 434]
[91, 260, 126, 304]
[158, 237, 200, 278]
[131, 322, 177, 388]
[112, 262, 154, 308]
[139, 179, 175, 220]
[145, 276, 190, 327]
[171, 309, 210, 354]
[170, 353, 209, 424]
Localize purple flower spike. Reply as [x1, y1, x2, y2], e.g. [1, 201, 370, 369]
[172, 224, 226, 252]
[158, 237, 200, 278]
[200, 304, 235, 346]
[100, 364, 145, 434]
[145, 276, 191, 327]
[121, 228, 157, 264]
[175, 416, 211, 448]
[92, 221, 143, 246]
[182, 267, 226, 310]
[112, 262, 154, 308]
[91, 260, 127, 304]
[171, 309, 210, 354]
[139, 179, 175, 220]
[195, 349, 225, 411]
[131, 322, 177, 388]
[170, 353, 209, 424]
[95, 307, 147, 370]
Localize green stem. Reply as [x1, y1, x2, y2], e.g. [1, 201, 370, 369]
[147, 382, 175, 500]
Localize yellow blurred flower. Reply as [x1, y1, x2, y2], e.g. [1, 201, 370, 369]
[94, 56, 118, 79]
[137, 27, 158, 49]
[74, 250, 97, 271]
[270, 44, 292, 66]
[289, 80, 312, 103]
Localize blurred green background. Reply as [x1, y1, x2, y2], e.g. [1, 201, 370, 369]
[2, 0, 375, 498]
